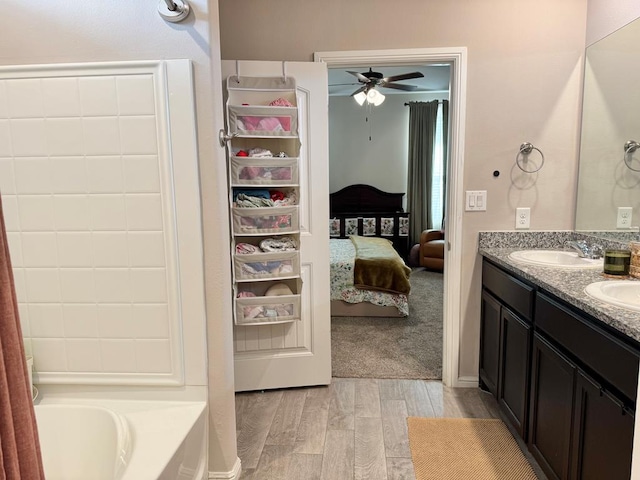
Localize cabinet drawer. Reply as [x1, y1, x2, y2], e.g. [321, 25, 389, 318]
[535, 293, 639, 402]
[482, 261, 534, 321]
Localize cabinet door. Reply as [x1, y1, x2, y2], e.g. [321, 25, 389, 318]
[498, 307, 531, 439]
[529, 333, 576, 480]
[570, 371, 634, 480]
[480, 290, 501, 396]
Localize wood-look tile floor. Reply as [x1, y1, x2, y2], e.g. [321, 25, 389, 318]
[235, 378, 546, 479]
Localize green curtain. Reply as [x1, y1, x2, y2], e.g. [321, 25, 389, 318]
[406, 100, 439, 245]
[441, 100, 449, 227]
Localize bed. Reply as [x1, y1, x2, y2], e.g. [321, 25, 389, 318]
[329, 184, 412, 317]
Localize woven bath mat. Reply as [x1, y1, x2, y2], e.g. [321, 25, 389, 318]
[407, 417, 538, 479]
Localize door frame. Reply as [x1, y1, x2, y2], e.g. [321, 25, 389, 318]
[314, 47, 468, 387]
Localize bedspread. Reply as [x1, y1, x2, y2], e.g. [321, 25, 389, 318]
[330, 239, 408, 316]
[351, 236, 411, 295]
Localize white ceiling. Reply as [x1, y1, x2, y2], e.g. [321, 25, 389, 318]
[328, 64, 451, 96]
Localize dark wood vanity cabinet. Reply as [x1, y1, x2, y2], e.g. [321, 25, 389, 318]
[481, 259, 639, 480]
[480, 261, 534, 438]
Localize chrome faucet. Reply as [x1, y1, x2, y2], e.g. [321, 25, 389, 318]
[564, 240, 603, 259]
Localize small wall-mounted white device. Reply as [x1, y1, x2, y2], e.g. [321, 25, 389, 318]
[516, 207, 530, 229]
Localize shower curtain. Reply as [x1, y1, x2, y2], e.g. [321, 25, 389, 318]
[0, 196, 45, 480]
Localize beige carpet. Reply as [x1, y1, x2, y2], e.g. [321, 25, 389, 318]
[408, 418, 538, 479]
[331, 268, 443, 379]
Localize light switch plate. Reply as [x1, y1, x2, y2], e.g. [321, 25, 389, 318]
[617, 207, 633, 228]
[516, 207, 530, 229]
[465, 190, 487, 211]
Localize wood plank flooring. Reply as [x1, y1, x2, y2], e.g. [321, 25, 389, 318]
[235, 379, 546, 479]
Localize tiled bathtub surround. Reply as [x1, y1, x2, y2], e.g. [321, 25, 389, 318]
[479, 231, 640, 343]
[0, 62, 199, 385]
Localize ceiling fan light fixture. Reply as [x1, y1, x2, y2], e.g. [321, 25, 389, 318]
[354, 91, 367, 105]
[370, 90, 385, 106]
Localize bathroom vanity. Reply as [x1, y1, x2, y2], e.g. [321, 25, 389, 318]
[479, 235, 640, 480]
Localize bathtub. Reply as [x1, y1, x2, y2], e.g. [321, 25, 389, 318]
[34, 398, 207, 480]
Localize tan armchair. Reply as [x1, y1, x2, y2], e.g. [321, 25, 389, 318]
[420, 229, 445, 271]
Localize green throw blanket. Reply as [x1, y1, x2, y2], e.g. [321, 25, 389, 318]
[351, 235, 411, 295]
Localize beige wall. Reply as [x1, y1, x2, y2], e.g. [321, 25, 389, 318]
[586, 0, 640, 45]
[220, 0, 588, 380]
[0, 0, 237, 474]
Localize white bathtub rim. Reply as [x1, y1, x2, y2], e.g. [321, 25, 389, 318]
[35, 404, 131, 480]
[35, 395, 207, 480]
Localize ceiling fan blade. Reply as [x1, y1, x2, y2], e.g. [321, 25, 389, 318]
[350, 85, 367, 97]
[329, 82, 360, 87]
[382, 72, 424, 83]
[347, 71, 371, 83]
[380, 83, 419, 91]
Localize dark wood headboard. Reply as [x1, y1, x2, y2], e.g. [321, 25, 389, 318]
[330, 184, 404, 214]
[329, 184, 410, 258]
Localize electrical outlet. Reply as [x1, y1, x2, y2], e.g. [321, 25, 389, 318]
[516, 207, 530, 229]
[617, 207, 633, 228]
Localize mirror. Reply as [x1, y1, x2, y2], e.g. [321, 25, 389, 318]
[575, 17, 640, 242]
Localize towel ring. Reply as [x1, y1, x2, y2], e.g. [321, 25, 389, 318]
[623, 140, 640, 172]
[516, 142, 545, 173]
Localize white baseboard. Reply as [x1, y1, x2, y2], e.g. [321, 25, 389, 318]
[453, 375, 479, 388]
[209, 457, 241, 480]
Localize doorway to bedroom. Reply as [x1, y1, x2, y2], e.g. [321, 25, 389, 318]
[319, 52, 453, 382]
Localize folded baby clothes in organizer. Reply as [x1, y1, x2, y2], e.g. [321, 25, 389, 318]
[260, 237, 297, 252]
[233, 188, 271, 201]
[248, 148, 273, 157]
[236, 243, 260, 254]
[269, 98, 294, 107]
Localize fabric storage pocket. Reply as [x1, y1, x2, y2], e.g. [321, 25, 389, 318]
[229, 105, 298, 136]
[235, 294, 301, 325]
[232, 206, 299, 235]
[234, 250, 300, 281]
[230, 156, 299, 186]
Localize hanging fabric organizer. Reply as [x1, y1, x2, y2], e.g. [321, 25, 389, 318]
[225, 75, 302, 326]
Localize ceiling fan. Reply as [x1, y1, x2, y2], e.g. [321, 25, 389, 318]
[344, 68, 425, 97]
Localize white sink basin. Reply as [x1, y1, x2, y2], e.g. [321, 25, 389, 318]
[508, 250, 603, 268]
[585, 281, 640, 312]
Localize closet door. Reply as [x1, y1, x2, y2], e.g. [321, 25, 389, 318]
[222, 60, 331, 391]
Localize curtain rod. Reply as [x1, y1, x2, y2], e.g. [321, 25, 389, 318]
[404, 101, 445, 106]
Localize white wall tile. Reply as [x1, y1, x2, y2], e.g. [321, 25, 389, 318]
[46, 118, 84, 156]
[63, 304, 99, 338]
[130, 268, 167, 303]
[6, 232, 23, 267]
[10, 119, 47, 157]
[51, 157, 87, 194]
[42, 78, 80, 118]
[66, 339, 101, 372]
[135, 339, 171, 373]
[117, 75, 156, 116]
[82, 117, 120, 155]
[25, 269, 61, 303]
[18, 195, 55, 231]
[122, 155, 160, 193]
[128, 232, 165, 267]
[31, 338, 67, 372]
[14, 158, 52, 194]
[12, 269, 26, 303]
[119, 116, 158, 155]
[92, 232, 128, 267]
[2, 195, 19, 231]
[86, 156, 124, 193]
[19, 303, 31, 336]
[89, 195, 126, 230]
[0, 120, 12, 157]
[57, 232, 92, 266]
[78, 77, 117, 117]
[60, 268, 96, 303]
[132, 304, 169, 339]
[6, 79, 43, 118]
[100, 339, 136, 372]
[28, 304, 64, 337]
[21, 232, 57, 267]
[94, 268, 131, 303]
[0, 81, 7, 119]
[125, 194, 163, 231]
[53, 195, 90, 231]
[97, 304, 134, 338]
